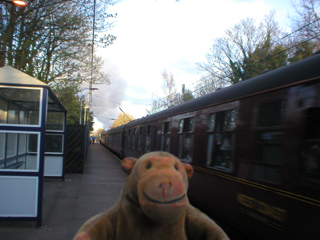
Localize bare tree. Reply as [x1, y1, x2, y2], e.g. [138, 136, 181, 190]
[161, 70, 177, 107]
[291, 0, 320, 42]
[150, 70, 194, 113]
[192, 75, 226, 98]
[288, 0, 320, 61]
[198, 12, 288, 88]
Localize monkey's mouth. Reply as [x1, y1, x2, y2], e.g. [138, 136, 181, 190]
[143, 191, 186, 204]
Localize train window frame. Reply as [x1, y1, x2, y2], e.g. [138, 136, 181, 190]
[152, 126, 157, 150]
[138, 127, 143, 150]
[145, 125, 151, 152]
[206, 109, 236, 171]
[132, 128, 136, 149]
[252, 99, 286, 185]
[302, 107, 320, 182]
[118, 131, 121, 145]
[178, 117, 194, 162]
[161, 121, 171, 152]
[126, 129, 131, 147]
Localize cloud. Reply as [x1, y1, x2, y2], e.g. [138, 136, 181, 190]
[92, 0, 294, 131]
[91, 57, 126, 127]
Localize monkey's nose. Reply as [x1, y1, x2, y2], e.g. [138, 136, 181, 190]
[159, 182, 173, 200]
[159, 182, 172, 189]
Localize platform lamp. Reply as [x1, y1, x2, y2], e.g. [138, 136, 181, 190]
[2, 0, 27, 6]
[79, 88, 99, 125]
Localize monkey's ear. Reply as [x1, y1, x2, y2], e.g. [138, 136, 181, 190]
[184, 163, 194, 179]
[122, 157, 138, 174]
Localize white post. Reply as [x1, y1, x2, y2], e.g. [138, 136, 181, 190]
[84, 105, 87, 125]
[79, 96, 83, 125]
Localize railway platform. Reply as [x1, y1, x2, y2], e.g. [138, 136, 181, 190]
[0, 143, 128, 240]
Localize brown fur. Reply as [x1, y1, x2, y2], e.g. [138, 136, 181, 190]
[74, 151, 229, 240]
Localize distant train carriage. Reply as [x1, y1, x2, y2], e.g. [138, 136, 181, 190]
[100, 125, 124, 157]
[101, 54, 320, 240]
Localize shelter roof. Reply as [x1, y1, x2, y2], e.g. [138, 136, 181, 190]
[0, 66, 47, 87]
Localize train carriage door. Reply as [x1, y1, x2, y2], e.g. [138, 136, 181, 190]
[252, 98, 286, 185]
[293, 84, 320, 182]
[303, 108, 320, 180]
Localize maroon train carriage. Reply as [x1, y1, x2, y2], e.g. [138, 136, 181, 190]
[101, 54, 320, 240]
[101, 125, 124, 157]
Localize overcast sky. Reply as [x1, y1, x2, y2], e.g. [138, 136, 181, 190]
[90, 0, 295, 131]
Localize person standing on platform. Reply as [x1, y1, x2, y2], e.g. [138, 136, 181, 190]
[92, 136, 96, 144]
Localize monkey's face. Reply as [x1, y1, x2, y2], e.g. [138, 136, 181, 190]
[136, 153, 191, 224]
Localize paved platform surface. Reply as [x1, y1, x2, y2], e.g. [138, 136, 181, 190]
[0, 143, 128, 240]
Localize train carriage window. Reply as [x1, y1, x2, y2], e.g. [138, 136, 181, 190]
[253, 132, 284, 183]
[152, 126, 157, 150]
[126, 129, 130, 147]
[145, 125, 151, 152]
[161, 122, 171, 152]
[132, 128, 136, 149]
[179, 118, 194, 162]
[253, 100, 285, 184]
[138, 127, 143, 150]
[257, 101, 285, 127]
[206, 110, 236, 171]
[302, 108, 320, 180]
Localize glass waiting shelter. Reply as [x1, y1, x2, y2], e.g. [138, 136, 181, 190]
[0, 66, 67, 226]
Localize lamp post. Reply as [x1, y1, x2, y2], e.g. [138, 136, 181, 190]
[79, 88, 99, 125]
[88, 0, 96, 113]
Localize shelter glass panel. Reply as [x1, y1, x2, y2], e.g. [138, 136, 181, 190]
[18, 133, 27, 154]
[7, 133, 18, 157]
[0, 133, 5, 159]
[45, 134, 63, 153]
[0, 87, 41, 125]
[47, 112, 64, 131]
[0, 132, 39, 171]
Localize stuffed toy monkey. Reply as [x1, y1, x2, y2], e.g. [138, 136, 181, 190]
[74, 151, 229, 240]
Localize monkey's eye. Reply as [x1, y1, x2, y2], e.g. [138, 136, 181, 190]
[146, 162, 152, 169]
[174, 165, 179, 171]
